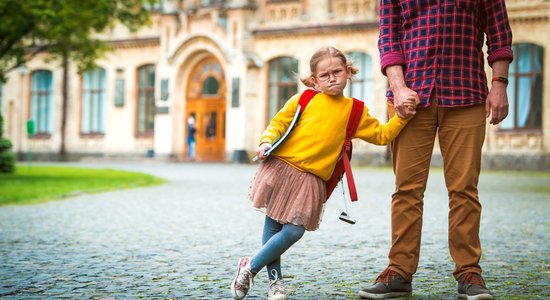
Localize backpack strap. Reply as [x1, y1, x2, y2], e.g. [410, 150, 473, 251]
[298, 89, 319, 113]
[342, 98, 364, 202]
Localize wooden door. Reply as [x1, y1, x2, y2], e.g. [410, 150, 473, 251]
[185, 57, 226, 162]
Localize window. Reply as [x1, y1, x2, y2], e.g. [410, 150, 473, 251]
[137, 64, 156, 135]
[160, 78, 169, 101]
[202, 76, 219, 95]
[267, 57, 299, 121]
[200, 0, 225, 7]
[345, 52, 374, 108]
[206, 111, 217, 139]
[30, 70, 53, 135]
[231, 77, 240, 108]
[187, 58, 224, 99]
[115, 78, 125, 107]
[82, 68, 106, 135]
[500, 43, 543, 130]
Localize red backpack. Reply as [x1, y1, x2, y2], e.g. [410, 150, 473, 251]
[297, 89, 364, 202]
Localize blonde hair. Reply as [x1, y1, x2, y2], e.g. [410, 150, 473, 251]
[300, 46, 359, 88]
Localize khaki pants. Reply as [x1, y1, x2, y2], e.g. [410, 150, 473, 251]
[387, 92, 486, 282]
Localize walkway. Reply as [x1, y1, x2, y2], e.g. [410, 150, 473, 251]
[0, 162, 548, 299]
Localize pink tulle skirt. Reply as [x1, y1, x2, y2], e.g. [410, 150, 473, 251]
[248, 157, 326, 231]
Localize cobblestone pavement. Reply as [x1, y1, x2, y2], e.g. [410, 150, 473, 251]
[0, 162, 548, 300]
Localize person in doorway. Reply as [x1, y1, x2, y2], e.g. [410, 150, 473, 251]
[187, 115, 196, 160]
[359, 1, 513, 299]
[230, 46, 417, 300]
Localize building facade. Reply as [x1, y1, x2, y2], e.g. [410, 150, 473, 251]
[1, 0, 549, 169]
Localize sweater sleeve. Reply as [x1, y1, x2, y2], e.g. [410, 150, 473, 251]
[259, 93, 301, 145]
[353, 106, 408, 145]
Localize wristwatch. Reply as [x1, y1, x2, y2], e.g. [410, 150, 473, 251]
[492, 76, 509, 85]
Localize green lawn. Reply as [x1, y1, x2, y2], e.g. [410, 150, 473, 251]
[0, 165, 166, 206]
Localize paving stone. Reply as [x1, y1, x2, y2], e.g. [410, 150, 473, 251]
[0, 162, 548, 299]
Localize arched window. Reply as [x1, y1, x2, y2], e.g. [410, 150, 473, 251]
[267, 56, 298, 122]
[202, 76, 219, 95]
[81, 68, 106, 135]
[345, 52, 374, 108]
[188, 59, 223, 99]
[500, 43, 543, 130]
[137, 64, 156, 135]
[30, 70, 53, 135]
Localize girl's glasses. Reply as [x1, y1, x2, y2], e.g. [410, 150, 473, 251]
[316, 68, 346, 82]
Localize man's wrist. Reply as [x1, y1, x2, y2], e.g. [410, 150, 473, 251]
[492, 76, 509, 85]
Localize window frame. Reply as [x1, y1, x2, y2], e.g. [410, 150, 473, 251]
[81, 67, 107, 136]
[500, 43, 544, 132]
[136, 64, 156, 136]
[345, 51, 374, 108]
[267, 56, 299, 123]
[30, 70, 53, 137]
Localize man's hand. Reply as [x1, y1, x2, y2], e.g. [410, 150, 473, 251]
[487, 60, 511, 125]
[486, 83, 509, 125]
[394, 86, 420, 118]
[386, 65, 419, 118]
[256, 143, 272, 160]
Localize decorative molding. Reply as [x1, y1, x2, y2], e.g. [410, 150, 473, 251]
[252, 21, 378, 37]
[507, 0, 549, 23]
[106, 37, 160, 49]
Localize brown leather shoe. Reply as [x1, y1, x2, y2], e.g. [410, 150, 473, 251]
[358, 267, 412, 299]
[457, 272, 493, 300]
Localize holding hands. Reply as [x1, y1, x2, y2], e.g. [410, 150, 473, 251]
[394, 85, 420, 118]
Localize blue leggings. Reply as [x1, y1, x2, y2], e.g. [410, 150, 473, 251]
[250, 216, 306, 280]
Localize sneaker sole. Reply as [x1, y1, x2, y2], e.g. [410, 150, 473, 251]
[358, 290, 412, 299]
[458, 293, 493, 300]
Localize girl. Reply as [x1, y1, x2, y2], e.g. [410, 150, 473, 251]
[230, 46, 417, 300]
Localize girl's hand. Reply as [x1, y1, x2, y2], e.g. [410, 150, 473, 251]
[256, 143, 272, 160]
[402, 97, 419, 118]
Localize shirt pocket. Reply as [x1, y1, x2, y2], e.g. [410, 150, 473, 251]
[454, 0, 477, 11]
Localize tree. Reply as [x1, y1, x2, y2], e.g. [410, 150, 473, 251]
[0, 0, 158, 158]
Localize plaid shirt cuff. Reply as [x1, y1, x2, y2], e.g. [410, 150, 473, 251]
[380, 52, 406, 76]
[488, 47, 514, 67]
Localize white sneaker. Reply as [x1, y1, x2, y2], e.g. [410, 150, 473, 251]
[230, 257, 254, 300]
[268, 270, 288, 300]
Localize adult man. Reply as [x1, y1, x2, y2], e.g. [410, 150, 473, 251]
[359, 1, 513, 299]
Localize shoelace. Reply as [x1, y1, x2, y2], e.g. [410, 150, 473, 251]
[375, 267, 397, 283]
[269, 279, 286, 295]
[461, 273, 485, 286]
[236, 268, 252, 290]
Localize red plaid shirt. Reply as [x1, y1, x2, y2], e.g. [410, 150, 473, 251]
[379, 0, 514, 107]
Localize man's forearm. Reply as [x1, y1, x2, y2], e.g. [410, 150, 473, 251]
[386, 65, 407, 92]
[491, 60, 510, 78]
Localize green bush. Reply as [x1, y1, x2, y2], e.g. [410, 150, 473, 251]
[0, 114, 15, 174]
[0, 138, 12, 151]
[0, 151, 15, 173]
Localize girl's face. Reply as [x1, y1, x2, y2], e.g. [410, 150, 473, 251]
[312, 57, 351, 96]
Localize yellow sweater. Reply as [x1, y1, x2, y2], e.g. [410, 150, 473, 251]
[260, 92, 409, 181]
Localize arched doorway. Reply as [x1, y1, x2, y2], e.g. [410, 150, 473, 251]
[185, 57, 226, 161]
